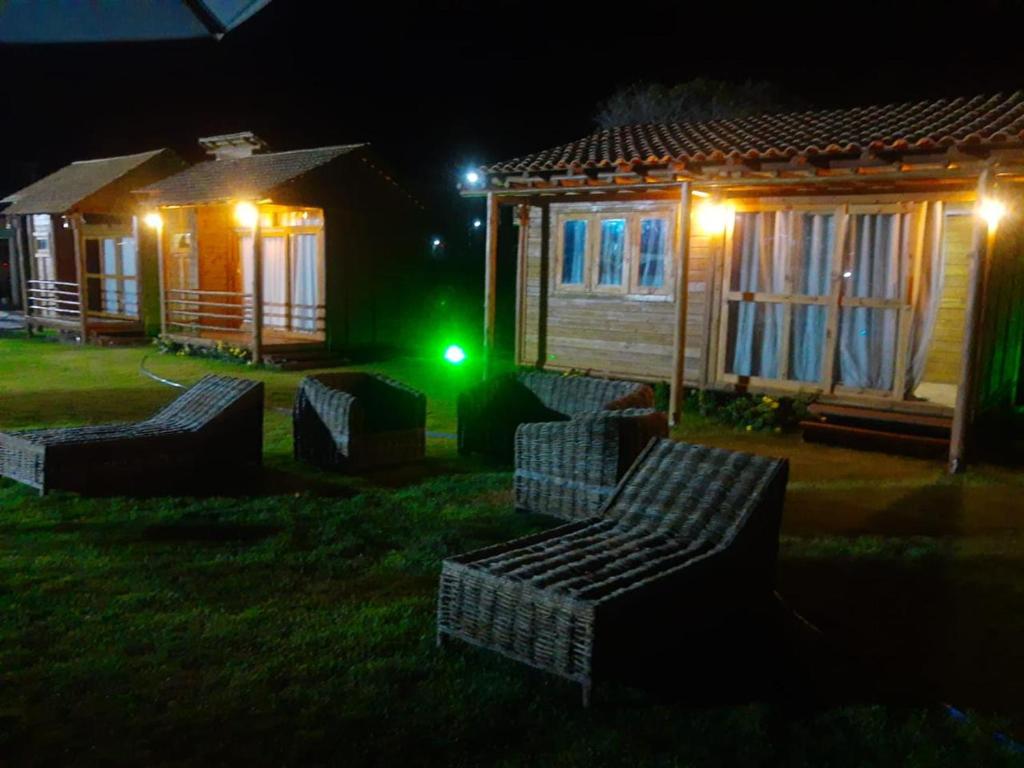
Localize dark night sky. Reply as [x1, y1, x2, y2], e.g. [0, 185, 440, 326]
[3, 0, 1024, 219]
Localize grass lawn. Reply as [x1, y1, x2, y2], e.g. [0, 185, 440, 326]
[1, 336, 1023, 766]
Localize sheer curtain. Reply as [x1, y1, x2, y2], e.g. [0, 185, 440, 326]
[838, 214, 906, 390]
[731, 212, 786, 378]
[907, 202, 945, 394]
[239, 235, 288, 328]
[291, 234, 319, 331]
[790, 213, 834, 382]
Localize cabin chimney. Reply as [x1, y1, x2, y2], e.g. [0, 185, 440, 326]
[198, 131, 268, 160]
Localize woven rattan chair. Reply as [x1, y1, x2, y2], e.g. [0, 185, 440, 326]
[0, 375, 264, 495]
[514, 408, 667, 520]
[457, 372, 656, 464]
[293, 373, 426, 471]
[437, 438, 789, 706]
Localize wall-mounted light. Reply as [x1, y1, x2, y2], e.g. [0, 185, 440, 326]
[472, 219, 482, 229]
[143, 211, 163, 230]
[234, 201, 259, 228]
[432, 237, 443, 248]
[978, 197, 1007, 232]
[464, 169, 481, 186]
[695, 201, 732, 236]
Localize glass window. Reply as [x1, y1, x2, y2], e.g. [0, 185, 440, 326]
[794, 213, 835, 296]
[639, 218, 667, 287]
[561, 220, 586, 285]
[843, 213, 906, 299]
[120, 238, 137, 277]
[597, 219, 626, 286]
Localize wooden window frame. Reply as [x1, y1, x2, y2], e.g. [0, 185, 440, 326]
[712, 201, 929, 401]
[83, 235, 140, 320]
[630, 213, 675, 298]
[553, 214, 590, 293]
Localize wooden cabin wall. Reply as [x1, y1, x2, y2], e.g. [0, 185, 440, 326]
[519, 200, 710, 383]
[136, 219, 161, 336]
[921, 214, 971, 385]
[196, 205, 242, 296]
[976, 213, 1024, 423]
[286, 154, 428, 355]
[51, 215, 77, 284]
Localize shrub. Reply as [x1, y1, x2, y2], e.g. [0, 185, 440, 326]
[154, 335, 253, 365]
[684, 388, 814, 433]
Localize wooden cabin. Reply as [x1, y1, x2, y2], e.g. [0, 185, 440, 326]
[135, 132, 426, 365]
[468, 92, 1024, 470]
[1, 149, 185, 343]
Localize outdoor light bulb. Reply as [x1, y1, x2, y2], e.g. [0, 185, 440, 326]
[465, 170, 480, 185]
[143, 212, 163, 230]
[696, 202, 730, 235]
[444, 344, 466, 364]
[432, 237, 442, 247]
[473, 219, 482, 228]
[234, 201, 259, 228]
[978, 197, 1006, 231]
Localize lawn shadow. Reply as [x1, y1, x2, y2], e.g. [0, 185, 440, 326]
[140, 520, 283, 544]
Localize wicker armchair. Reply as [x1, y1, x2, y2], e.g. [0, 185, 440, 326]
[437, 438, 789, 706]
[514, 408, 667, 520]
[0, 375, 264, 495]
[457, 372, 656, 464]
[293, 373, 426, 471]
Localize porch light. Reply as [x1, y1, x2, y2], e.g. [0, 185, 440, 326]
[444, 344, 466, 364]
[143, 212, 163, 230]
[695, 201, 731, 235]
[473, 219, 482, 229]
[978, 197, 1007, 231]
[432, 237, 442, 247]
[234, 201, 259, 228]
[464, 170, 481, 185]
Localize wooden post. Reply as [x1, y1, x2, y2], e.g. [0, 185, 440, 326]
[537, 202, 550, 368]
[251, 208, 264, 365]
[669, 182, 693, 426]
[70, 213, 88, 344]
[154, 213, 167, 338]
[12, 217, 31, 332]
[514, 204, 529, 366]
[949, 170, 992, 473]
[483, 192, 499, 378]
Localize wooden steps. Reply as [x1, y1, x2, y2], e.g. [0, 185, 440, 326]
[801, 403, 952, 459]
[262, 345, 345, 371]
[88, 326, 149, 347]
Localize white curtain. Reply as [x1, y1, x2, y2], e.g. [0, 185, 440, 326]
[731, 212, 785, 378]
[291, 234, 319, 331]
[838, 214, 905, 390]
[790, 213, 834, 382]
[261, 236, 287, 328]
[907, 202, 945, 394]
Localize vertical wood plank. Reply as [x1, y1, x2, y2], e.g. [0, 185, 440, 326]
[483, 192, 499, 377]
[821, 205, 849, 391]
[71, 213, 88, 344]
[251, 207, 264, 365]
[514, 204, 529, 365]
[13, 216, 32, 333]
[669, 182, 692, 426]
[537, 202, 550, 368]
[949, 171, 992, 473]
[154, 213, 167, 338]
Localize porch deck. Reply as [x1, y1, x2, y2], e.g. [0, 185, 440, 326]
[164, 327, 326, 353]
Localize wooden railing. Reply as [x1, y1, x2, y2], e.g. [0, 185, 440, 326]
[27, 280, 81, 321]
[165, 290, 325, 335]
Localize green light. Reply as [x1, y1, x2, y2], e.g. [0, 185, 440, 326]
[444, 344, 466, 364]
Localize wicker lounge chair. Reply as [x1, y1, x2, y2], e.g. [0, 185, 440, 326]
[514, 408, 668, 520]
[293, 373, 426, 471]
[457, 372, 657, 464]
[437, 438, 789, 706]
[0, 375, 264, 495]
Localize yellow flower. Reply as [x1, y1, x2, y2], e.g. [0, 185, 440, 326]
[771, 402, 779, 409]
[745, 425, 753, 431]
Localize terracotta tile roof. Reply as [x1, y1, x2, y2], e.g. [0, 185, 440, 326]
[139, 144, 366, 205]
[2, 149, 169, 214]
[485, 92, 1024, 175]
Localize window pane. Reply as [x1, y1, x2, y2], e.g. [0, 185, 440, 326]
[85, 239, 101, 274]
[730, 212, 784, 292]
[795, 213, 834, 296]
[789, 304, 826, 383]
[843, 214, 907, 299]
[725, 300, 784, 379]
[102, 239, 117, 275]
[121, 238, 137, 277]
[838, 306, 898, 390]
[561, 220, 586, 285]
[597, 219, 625, 286]
[639, 218, 667, 287]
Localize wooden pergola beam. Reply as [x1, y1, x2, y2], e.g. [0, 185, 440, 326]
[70, 213, 88, 344]
[483, 191, 499, 376]
[251, 208, 264, 365]
[669, 181, 692, 426]
[948, 169, 993, 473]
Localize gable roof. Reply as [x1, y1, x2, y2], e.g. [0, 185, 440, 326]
[139, 144, 366, 205]
[2, 149, 170, 214]
[485, 92, 1024, 176]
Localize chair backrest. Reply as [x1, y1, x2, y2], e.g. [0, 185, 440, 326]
[516, 372, 652, 416]
[147, 375, 262, 432]
[604, 438, 787, 549]
[304, 373, 424, 433]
